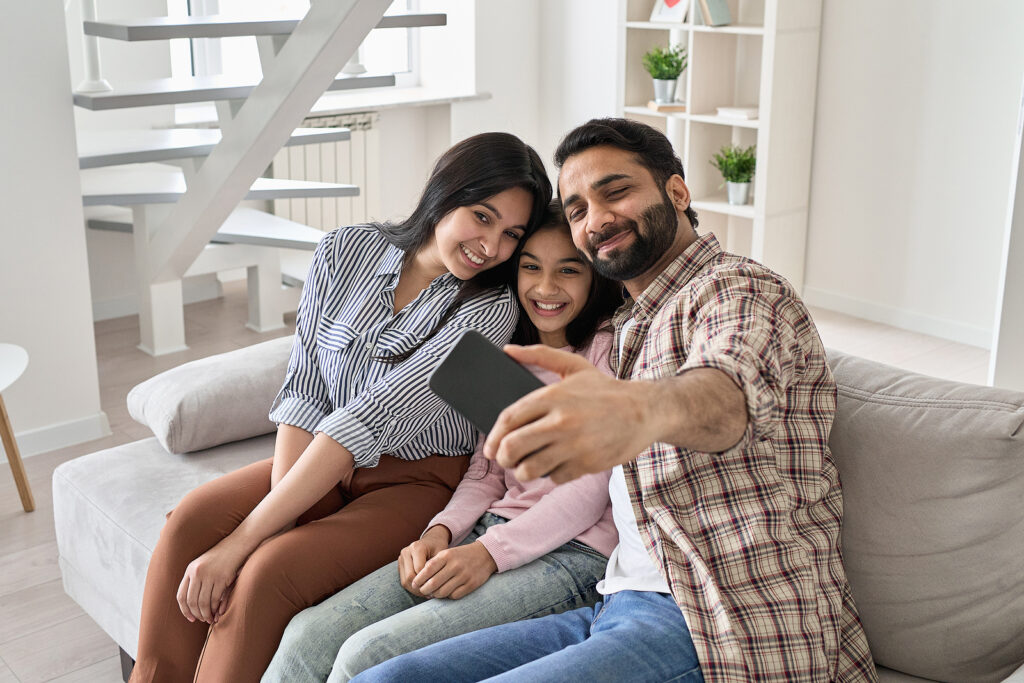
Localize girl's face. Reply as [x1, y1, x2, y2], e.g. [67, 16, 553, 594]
[426, 186, 533, 281]
[517, 227, 594, 348]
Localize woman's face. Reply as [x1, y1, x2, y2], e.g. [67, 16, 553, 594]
[426, 186, 533, 281]
[517, 227, 594, 348]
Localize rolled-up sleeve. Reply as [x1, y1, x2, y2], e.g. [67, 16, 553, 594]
[268, 230, 338, 432]
[316, 287, 518, 468]
[678, 275, 807, 448]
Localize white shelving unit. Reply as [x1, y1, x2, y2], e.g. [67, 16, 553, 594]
[618, 0, 823, 292]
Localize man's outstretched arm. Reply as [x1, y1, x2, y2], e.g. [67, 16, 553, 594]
[483, 345, 747, 484]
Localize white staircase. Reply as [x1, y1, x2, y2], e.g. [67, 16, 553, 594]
[75, 1, 445, 355]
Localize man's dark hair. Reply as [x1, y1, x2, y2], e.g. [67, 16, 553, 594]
[554, 118, 698, 230]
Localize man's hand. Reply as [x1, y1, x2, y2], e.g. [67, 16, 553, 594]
[398, 525, 451, 597]
[483, 345, 655, 484]
[409, 541, 498, 600]
[176, 538, 248, 624]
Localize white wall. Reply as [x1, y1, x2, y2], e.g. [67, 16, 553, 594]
[537, 0, 621, 173]
[0, 0, 109, 456]
[804, 0, 1024, 348]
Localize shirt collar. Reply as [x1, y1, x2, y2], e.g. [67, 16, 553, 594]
[375, 244, 460, 292]
[617, 232, 723, 323]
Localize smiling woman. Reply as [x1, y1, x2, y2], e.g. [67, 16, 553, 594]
[129, 132, 551, 683]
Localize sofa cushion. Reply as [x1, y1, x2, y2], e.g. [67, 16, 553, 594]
[52, 434, 273, 657]
[128, 335, 293, 453]
[827, 350, 1024, 683]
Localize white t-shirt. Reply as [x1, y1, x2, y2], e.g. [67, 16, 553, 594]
[596, 317, 672, 596]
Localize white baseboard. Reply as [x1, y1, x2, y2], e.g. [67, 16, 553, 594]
[15, 411, 112, 458]
[803, 286, 992, 349]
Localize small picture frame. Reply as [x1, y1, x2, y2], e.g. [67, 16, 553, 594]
[650, 0, 689, 23]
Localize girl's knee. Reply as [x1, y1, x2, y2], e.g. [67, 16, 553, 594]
[331, 626, 392, 681]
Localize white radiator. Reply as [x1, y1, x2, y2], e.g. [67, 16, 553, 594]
[271, 112, 381, 229]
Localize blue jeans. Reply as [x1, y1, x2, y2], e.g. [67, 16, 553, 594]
[262, 513, 607, 682]
[351, 590, 704, 683]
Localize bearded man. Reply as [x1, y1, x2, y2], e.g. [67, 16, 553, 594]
[353, 118, 878, 683]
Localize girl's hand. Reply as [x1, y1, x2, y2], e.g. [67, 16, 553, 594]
[398, 525, 450, 597]
[411, 541, 498, 600]
[176, 539, 248, 624]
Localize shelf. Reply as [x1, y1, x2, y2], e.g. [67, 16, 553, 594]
[690, 23, 764, 35]
[625, 21, 689, 30]
[690, 196, 755, 219]
[625, 21, 764, 35]
[623, 105, 685, 120]
[688, 114, 759, 129]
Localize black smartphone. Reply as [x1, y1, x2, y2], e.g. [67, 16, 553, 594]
[429, 330, 544, 434]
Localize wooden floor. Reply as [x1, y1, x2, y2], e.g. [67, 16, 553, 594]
[0, 283, 990, 682]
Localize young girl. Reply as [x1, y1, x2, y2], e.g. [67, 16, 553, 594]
[261, 202, 624, 682]
[130, 132, 552, 683]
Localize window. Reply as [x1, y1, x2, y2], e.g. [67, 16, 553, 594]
[168, 0, 419, 87]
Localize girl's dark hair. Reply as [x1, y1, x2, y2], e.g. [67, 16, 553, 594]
[376, 132, 552, 363]
[510, 200, 624, 350]
[554, 117, 698, 230]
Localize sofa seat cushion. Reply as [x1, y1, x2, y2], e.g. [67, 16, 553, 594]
[827, 351, 1024, 683]
[52, 434, 273, 657]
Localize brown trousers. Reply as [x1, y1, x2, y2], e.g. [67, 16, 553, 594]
[130, 454, 469, 683]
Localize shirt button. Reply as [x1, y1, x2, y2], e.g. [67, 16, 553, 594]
[364, 341, 374, 351]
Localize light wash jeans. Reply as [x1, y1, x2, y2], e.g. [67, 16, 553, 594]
[351, 590, 704, 683]
[261, 512, 608, 683]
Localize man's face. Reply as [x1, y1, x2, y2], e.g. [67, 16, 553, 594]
[558, 145, 679, 282]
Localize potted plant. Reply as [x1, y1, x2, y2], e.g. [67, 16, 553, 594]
[710, 144, 756, 205]
[642, 44, 687, 104]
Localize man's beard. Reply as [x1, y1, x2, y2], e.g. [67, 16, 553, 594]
[584, 195, 678, 282]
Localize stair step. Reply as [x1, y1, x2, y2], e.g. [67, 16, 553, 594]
[74, 72, 395, 111]
[78, 127, 350, 169]
[81, 163, 358, 206]
[88, 206, 325, 250]
[84, 12, 446, 41]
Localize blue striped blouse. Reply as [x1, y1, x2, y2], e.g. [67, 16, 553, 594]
[269, 224, 518, 468]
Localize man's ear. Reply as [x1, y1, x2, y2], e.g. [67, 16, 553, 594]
[664, 174, 691, 213]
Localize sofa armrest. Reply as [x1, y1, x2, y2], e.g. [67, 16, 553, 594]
[128, 335, 294, 454]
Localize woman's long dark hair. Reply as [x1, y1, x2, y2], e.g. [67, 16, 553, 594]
[510, 201, 624, 350]
[376, 132, 552, 363]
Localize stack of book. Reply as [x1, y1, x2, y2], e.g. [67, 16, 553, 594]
[647, 101, 687, 113]
[716, 106, 758, 120]
[696, 0, 731, 27]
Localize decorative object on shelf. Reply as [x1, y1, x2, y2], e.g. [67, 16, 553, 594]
[642, 44, 687, 104]
[716, 105, 759, 120]
[710, 144, 756, 205]
[649, 0, 688, 23]
[647, 100, 687, 113]
[696, 0, 732, 27]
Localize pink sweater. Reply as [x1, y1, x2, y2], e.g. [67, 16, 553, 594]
[427, 330, 619, 573]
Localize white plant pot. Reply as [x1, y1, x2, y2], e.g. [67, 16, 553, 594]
[726, 181, 751, 206]
[652, 78, 677, 104]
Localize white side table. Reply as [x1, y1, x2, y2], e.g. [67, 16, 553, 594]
[0, 344, 34, 512]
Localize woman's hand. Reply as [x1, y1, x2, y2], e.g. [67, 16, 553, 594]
[410, 541, 498, 600]
[398, 525, 451, 597]
[176, 538, 249, 624]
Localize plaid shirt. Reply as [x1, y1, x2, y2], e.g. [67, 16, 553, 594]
[611, 234, 876, 682]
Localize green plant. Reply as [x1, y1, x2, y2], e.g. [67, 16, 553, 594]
[710, 144, 756, 183]
[642, 45, 687, 80]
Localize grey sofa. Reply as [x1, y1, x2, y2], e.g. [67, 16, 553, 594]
[53, 337, 1024, 682]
